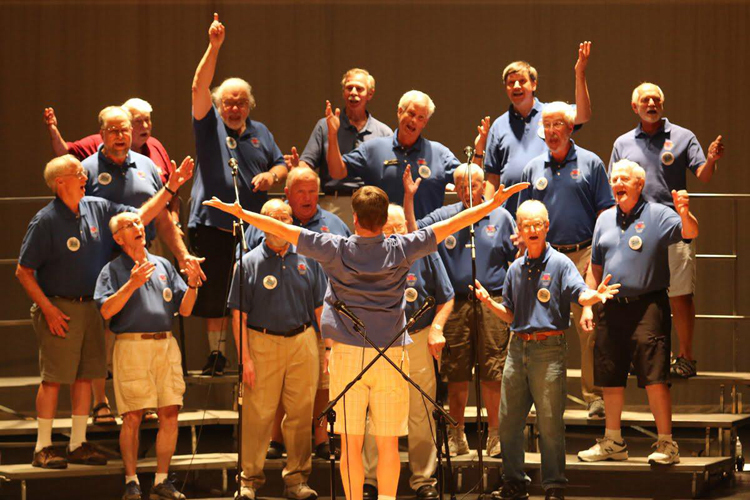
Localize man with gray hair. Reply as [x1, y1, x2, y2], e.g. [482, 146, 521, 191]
[190, 13, 288, 375]
[478, 43, 592, 218]
[16, 154, 193, 470]
[287, 68, 393, 226]
[609, 82, 724, 379]
[517, 101, 614, 418]
[578, 159, 698, 466]
[325, 89, 459, 219]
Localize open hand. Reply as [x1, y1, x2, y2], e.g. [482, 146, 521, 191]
[596, 274, 621, 304]
[575, 41, 592, 76]
[284, 146, 300, 169]
[403, 165, 422, 198]
[325, 100, 341, 135]
[707, 135, 724, 162]
[43, 304, 70, 338]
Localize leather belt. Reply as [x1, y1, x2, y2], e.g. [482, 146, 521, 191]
[248, 322, 312, 337]
[612, 289, 667, 304]
[551, 239, 592, 254]
[117, 331, 172, 341]
[53, 296, 94, 302]
[514, 330, 563, 342]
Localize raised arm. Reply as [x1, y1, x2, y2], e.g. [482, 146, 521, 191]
[203, 198, 302, 246]
[324, 101, 348, 179]
[430, 183, 529, 243]
[402, 166, 421, 232]
[672, 190, 699, 239]
[695, 135, 724, 183]
[138, 157, 195, 226]
[192, 13, 225, 121]
[43, 108, 70, 157]
[573, 41, 592, 125]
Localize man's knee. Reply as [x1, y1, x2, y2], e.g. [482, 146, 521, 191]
[481, 380, 502, 392]
[122, 410, 144, 428]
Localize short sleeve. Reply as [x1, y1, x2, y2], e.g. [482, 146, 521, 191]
[94, 264, 117, 308]
[685, 134, 707, 175]
[310, 259, 327, 309]
[561, 258, 588, 304]
[484, 125, 501, 174]
[429, 253, 455, 304]
[591, 219, 604, 266]
[502, 267, 515, 313]
[402, 228, 438, 264]
[592, 159, 615, 212]
[658, 205, 684, 245]
[167, 260, 188, 307]
[18, 214, 51, 270]
[226, 259, 253, 312]
[296, 229, 344, 266]
[342, 145, 369, 176]
[266, 131, 285, 169]
[608, 141, 621, 172]
[299, 120, 326, 167]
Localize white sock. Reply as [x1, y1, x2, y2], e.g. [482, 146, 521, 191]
[35, 418, 53, 452]
[69, 414, 88, 451]
[207, 331, 221, 352]
[658, 434, 673, 443]
[154, 472, 168, 486]
[125, 475, 139, 485]
[605, 428, 623, 443]
[379, 496, 396, 500]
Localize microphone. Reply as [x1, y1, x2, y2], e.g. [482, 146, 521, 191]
[408, 296, 436, 326]
[333, 300, 365, 329]
[228, 158, 238, 171]
[463, 146, 474, 161]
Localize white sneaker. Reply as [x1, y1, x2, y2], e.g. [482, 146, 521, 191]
[284, 482, 318, 500]
[486, 433, 502, 458]
[577, 437, 628, 462]
[448, 426, 470, 456]
[648, 440, 680, 465]
[237, 485, 256, 500]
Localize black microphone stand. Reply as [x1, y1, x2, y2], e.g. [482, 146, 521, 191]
[229, 158, 250, 499]
[433, 357, 457, 500]
[318, 300, 458, 500]
[464, 146, 488, 497]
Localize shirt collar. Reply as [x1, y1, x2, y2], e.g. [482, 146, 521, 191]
[523, 243, 552, 266]
[119, 250, 151, 269]
[351, 233, 385, 245]
[261, 242, 296, 258]
[635, 118, 672, 138]
[392, 129, 424, 154]
[294, 206, 323, 228]
[545, 140, 578, 167]
[509, 97, 542, 123]
[616, 196, 647, 226]
[53, 196, 79, 219]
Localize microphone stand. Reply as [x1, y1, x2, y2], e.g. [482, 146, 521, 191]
[230, 158, 249, 499]
[464, 146, 487, 497]
[433, 357, 457, 500]
[318, 300, 458, 500]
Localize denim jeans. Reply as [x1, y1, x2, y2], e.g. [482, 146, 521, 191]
[499, 334, 567, 490]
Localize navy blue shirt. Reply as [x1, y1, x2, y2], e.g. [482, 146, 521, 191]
[19, 196, 133, 297]
[417, 202, 517, 298]
[227, 243, 326, 332]
[190, 107, 285, 230]
[300, 111, 393, 189]
[242, 205, 352, 253]
[518, 142, 614, 245]
[503, 244, 588, 333]
[404, 253, 455, 332]
[591, 198, 683, 297]
[609, 119, 706, 209]
[342, 131, 459, 219]
[82, 146, 162, 241]
[94, 251, 187, 333]
[296, 227, 437, 347]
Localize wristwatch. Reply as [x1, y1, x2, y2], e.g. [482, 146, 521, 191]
[271, 171, 280, 184]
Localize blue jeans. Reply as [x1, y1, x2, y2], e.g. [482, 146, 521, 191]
[499, 334, 567, 490]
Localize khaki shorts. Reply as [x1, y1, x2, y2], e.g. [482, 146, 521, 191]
[441, 295, 511, 383]
[317, 334, 329, 390]
[113, 335, 185, 414]
[31, 298, 106, 384]
[329, 342, 409, 436]
[668, 240, 696, 297]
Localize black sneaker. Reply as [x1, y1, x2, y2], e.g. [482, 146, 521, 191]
[671, 356, 697, 378]
[150, 477, 185, 500]
[267, 440, 286, 459]
[492, 481, 529, 500]
[123, 480, 142, 500]
[416, 484, 439, 499]
[545, 488, 565, 500]
[201, 350, 226, 376]
[362, 483, 378, 500]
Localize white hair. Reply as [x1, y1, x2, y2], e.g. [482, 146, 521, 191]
[122, 98, 153, 114]
[542, 101, 576, 127]
[611, 159, 646, 182]
[387, 203, 405, 219]
[109, 211, 139, 236]
[516, 200, 549, 225]
[43, 155, 79, 194]
[98, 106, 132, 129]
[631, 82, 665, 106]
[398, 90, 435, 119]
[212, 77, 257, 110]
[453, 163, 485, 183]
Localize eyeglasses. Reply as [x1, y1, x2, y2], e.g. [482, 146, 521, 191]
[520, 221, 546, 231]
[104, 126, 132, 135]
[61, 170, 88, 180]
[113, 219, 142, 234]
[221, 99, 250, 109]
[542, 120, 568, 131]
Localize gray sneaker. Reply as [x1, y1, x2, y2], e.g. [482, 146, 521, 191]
[284, 482, 317, 500]
[587, 399, 605, 419]
[648, 440, 680, 465]
[237, 485, 256, 500]
[448, 426, 470, 456]
[578, 437, 628, 462]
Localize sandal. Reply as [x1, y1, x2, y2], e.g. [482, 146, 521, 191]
[144, 410, 159, 422]
[91, 402, 117, 425]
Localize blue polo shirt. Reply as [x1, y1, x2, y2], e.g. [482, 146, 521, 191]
[94, 251, 187, 333]
[404, 253, 455, 332]
[242, 205, 352, 253]
[82, 146, 162, 241]
[609, 119, 706, 209]
[342, 131, 459, 219]
[300, 111, 393, 189]
[518, 142, 614, 245]
[190, 107, 285, 231]
[591, 198, 683, 297]
[485, 99, 580, 218]
[503, 244, 588, 334]
[227, 243, 326, 332]
[19, 196, 133, 298]
[296, 227, 437, 347]
[417, 202, 516, 298]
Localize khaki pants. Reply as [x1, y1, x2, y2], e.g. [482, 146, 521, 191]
[567, 246, 602, 404]
[363, 328, 438, 491]
[240, 327, 318, 489]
